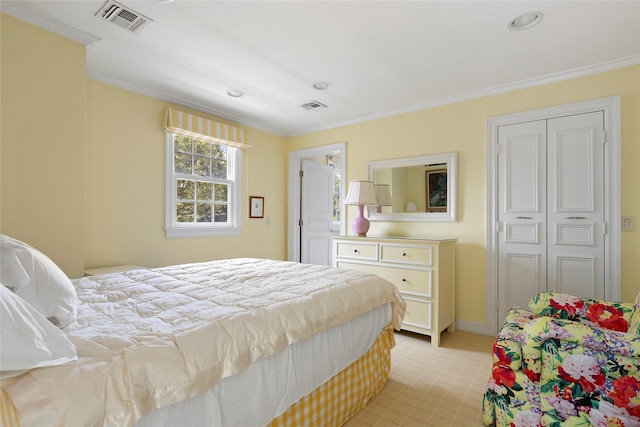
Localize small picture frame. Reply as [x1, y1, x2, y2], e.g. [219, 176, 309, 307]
[249, 196, 264, 218]
[426, 169, 448, 212]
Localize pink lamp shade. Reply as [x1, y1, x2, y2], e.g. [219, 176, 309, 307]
[344, 180, 378, 237]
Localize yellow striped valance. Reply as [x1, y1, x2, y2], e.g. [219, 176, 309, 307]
[164, 108, 251, 149]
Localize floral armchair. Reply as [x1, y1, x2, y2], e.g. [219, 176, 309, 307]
[482, 291, 640, 426]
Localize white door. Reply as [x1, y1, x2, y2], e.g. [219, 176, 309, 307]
[497, 120, 548, 318]
[547, 112, 605, 297]
[300, 160, 334, 266]
[497, 111, 605, 322]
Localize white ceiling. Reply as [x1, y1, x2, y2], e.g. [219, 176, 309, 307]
[3, 1, 639, 136]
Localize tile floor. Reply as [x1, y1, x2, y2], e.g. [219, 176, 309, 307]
[345, 330, 495, 427]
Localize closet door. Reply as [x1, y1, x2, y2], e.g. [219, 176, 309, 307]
[497, 120, 547, 321]
[497, 111, 605, 322]
[547, 112, 605, 298]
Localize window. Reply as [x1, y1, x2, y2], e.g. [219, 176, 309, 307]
[163, 108, 250, 238]
[165, 133, 242, 238]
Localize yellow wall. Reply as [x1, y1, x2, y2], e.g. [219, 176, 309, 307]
[85, 81, 287, 269]
[1, 15, 288, 277]
[1, 14, 87, 277]
[288, 66, 640, 325]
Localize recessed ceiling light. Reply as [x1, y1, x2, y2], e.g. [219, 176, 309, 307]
[508, 11, 544, 31]
[226, 90, 245, 98]
[312, 81, 331, 90]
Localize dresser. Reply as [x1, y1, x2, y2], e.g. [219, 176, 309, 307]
[332, 236, 456, 347]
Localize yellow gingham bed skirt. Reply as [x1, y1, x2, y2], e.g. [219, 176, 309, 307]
[270, 324, 395, 427]
[0, 325, 394, 427]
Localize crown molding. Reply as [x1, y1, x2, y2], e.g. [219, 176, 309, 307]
[286, 54, 640, 137]
[89, 53, 640, 137]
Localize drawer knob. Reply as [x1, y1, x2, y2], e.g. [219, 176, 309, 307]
[402, 278, 407, 282]
[354, 249, 359, 253]
[402, 252, 407, 257]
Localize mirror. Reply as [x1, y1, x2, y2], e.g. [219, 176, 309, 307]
[367, 152, 458, 222]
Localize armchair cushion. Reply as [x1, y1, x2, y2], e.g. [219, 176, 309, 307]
[521, 316, 640, 425]
[528, 291, 634, 332]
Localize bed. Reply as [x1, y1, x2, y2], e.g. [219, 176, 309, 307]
[0, 235, 406, 426]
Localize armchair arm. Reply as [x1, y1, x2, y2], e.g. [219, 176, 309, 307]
[492, 308, 539, 372]
[528, 292, 634, 332]
[484, 308, 543, 426]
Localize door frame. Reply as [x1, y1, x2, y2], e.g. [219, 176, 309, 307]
[486, 96, 621, 335]
[288, 142, 347, 262]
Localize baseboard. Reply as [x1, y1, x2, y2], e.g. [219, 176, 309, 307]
[455, 319, 492, 336]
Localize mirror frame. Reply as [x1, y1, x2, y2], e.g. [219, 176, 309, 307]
[367, 152, 458, 222]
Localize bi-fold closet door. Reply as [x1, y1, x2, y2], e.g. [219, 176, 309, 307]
[497, 111, 605, 322]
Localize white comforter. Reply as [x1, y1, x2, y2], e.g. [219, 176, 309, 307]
[3, 258, 405, 427]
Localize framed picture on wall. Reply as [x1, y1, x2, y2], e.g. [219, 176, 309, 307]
[249, 196, 264, 218]
[426, 169, 447, 212]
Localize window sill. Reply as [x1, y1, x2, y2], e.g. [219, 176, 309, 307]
[165, 225, 241, 239]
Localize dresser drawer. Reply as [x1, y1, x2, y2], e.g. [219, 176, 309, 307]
[383, 268, 432, 297]
[335, 241, 377, 261]
[403, 297, 432, 331]
[380, 244, 432, 266]
[337, 262, 431, 297]
[335, 261, 372, 274]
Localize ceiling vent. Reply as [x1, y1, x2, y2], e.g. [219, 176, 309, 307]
[95, 0, 153, 33]
[301, 100, 327, 111]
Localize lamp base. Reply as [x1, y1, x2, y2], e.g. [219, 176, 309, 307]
[351, 205, 370, 237]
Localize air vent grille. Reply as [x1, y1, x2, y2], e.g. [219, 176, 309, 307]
[301, 100, 327, 111]
[95, 0, 152, 33]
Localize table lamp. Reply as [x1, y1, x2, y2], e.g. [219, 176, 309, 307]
[344, 180, 378, 237]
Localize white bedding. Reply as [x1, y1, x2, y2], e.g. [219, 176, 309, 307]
[2, 258, 405, 427]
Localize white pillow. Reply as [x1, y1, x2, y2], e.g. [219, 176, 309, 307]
[0, 234, 78, 327]
[0, 285, 77, 376]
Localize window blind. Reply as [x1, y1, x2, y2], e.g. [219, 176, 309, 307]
[164, 108, 251, 149]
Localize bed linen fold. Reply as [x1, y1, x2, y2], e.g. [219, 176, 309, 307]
[1, 258, 405, 427]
